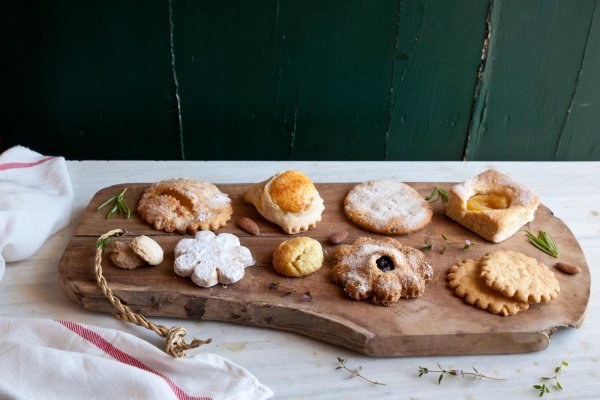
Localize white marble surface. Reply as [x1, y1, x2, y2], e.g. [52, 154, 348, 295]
[2, 161, 599, 399]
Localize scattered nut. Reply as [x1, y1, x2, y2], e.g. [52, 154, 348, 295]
[238, 217, 260, 235]
[555, 262, 581, 275]
[130, 235, 164, 265]
[110, 241, 145, 270]
[328, 230, 348, 244]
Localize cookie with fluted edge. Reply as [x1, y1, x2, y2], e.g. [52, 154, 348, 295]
[138, 178, 232, 234]
[343, 180, 432, 235]
[447, 258, 529, 316]
[480, 250, 560, 304]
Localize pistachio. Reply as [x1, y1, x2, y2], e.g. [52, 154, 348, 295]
[238, 217, 260, 235]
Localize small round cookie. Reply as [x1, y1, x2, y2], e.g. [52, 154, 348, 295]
[130, 235, 164, 265]
[480, 250, 560, 304]
[138, 178, 232, 234]
[332, 237, 433, 306]
[447, 258, 529, 316]
[272, 237, 323, 277]
[344, 180, 432, 235]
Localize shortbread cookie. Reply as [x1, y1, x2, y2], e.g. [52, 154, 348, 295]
[447, 258, 529, 316]
[272, 237, 323, 277]
[244, 171, 325, 234]
[446, 169, 540, 242]
[344, 180, 432, 235]
[129, 235, 164, 265]
[332, 237, 433, 306]
[480, 250, 560, 304]
[138, 178, 232, 233]
[174, 231, 255, 287]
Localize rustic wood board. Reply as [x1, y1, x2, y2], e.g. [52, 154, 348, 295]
[58, 183, 590, 356]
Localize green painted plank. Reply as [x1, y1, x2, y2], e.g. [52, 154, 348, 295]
[275, 0, 397, 160]
[173, 0, 285, 160]
[465, 0, 597, 161]
[555, 2, 600, 160]
[1, 1, 181, 160]
[386, 0, 489, 161]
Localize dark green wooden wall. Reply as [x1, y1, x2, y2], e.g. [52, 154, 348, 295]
[2, 0, 599, 160]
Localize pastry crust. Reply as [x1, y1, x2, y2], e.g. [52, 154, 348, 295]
[331, 237, 433, 306]
[343, 180, 432, 235]
[447, 258, 529, 316]
[138, 178, 232, 234]
[244, 171, 325, 234]
[445, 170, 540, 242]
[272, 237, 324, 277]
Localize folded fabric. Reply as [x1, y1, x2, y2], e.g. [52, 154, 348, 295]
[0, 146, 73, 280]
[0, 317, 273, 400]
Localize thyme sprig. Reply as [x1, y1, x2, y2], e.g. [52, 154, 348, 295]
[533, 353, 571, 397]
[268, 280, 315, 301]
[97, 187, 132, 219]
[425, 186, 449, 203]
[525, 230, 559, 258]
[336, 357, 385, 386]
[418, 362, 504, 384]
[423, 234, 476, 254]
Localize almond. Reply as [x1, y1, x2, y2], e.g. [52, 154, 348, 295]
[238, 217, 259, 235]
[328, 230, 348, 245]
[555, 262, 581, 275]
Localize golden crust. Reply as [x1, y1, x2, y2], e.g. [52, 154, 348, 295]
[272, 237, 324, 277]
[343, 180, 432, 235]
[480, 250, 560, 304]
[138, 178, 232, 234]
[447, 258, 529, 316]
[445, 169, 540, 243]
[243, 171, 325, 234]
[331, 237, 433, 306]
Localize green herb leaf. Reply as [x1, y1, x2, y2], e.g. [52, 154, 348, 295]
[438, 374, 443, 384]
[525, 230, 559, 258]
[425, 187, 449, 204]
[97, 188, 132, 220]
[556, 381, 562, 390]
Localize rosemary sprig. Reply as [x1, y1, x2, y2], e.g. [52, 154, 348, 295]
[525, 230, 559, 258]
[97, 188, 132, 219]
[425, 186, 449, 203]
[533, 353, 571, 397]
[268, 280, 315, 301]
[95, 236, 112, 250]
[336, 357, 385, 386]
[418, 362, 504, 384]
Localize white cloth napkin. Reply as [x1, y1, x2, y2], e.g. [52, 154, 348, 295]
[0, 145, 73, 280]
[0, 317, 273, 400]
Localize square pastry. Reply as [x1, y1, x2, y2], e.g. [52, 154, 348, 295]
[446, 169, 540, 243]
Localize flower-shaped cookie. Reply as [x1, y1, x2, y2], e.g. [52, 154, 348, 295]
[332, 237, 433, 306]
[174, 231, 255, 287]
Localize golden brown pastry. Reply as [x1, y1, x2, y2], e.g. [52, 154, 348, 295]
[445, 170, 540, 242]
[243, 171, 325, 234]
[272, 237, 323, 277]
[138, 178, 232, 234]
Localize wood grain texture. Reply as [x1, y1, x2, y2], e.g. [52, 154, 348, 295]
[465, 0, 598, 160]
[59, 182, 590, 356]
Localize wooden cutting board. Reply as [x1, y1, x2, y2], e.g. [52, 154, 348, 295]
[59, 182, 590, 356]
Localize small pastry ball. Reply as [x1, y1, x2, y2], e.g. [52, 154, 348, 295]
[272, 237, 323, 277]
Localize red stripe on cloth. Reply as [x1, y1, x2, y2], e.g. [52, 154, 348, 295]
[57, 321, 212, 400]
[0, 156, 56, 171]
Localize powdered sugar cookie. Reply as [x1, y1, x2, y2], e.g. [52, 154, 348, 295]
[332, 237, 433, 306]
[480, 250, 560, 304]
[138, 178, 232, 233]
[344, 180, 432, 234]
[447, 258, 529, 316]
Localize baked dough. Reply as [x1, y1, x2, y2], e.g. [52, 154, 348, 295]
[344, 180, 432, 235]
[332, 237, 433, 306]
[243, 171, 325, 234]
[272, 237, 323, 277]
[138, 178, 232, 233]
[445, 170, 540, 242]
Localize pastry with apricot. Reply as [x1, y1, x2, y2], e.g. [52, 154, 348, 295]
[243, 170, 325, 234]
[445, 169, 540, 242]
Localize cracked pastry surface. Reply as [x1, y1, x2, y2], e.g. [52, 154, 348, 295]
[332, 237, 433, 306]
[272, 237, 324, 277]
[243, 170, 325, 234]
[445, 169, 540, 242]
[343, 180, 432, 235]
[174, 231, 255, 287]
[138, 178, 232, 233]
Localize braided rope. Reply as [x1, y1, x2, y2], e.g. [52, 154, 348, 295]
[94, 228, 212, 358]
